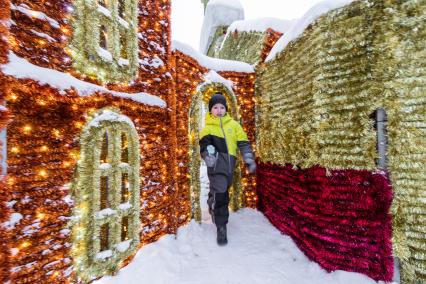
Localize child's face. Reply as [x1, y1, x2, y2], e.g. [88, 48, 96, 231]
[211, 103, 226, 117]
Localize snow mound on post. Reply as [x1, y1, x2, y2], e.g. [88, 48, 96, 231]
[199, 0, 244, 54]
[265, 0, 355, 62]
[172, 40, 254, 73]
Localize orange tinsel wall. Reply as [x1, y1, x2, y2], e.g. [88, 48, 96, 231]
[4, 77, 173, 283]
[3, 0, 177, 282]
[260, 28, 283, 63]
[0, 0, 11, 283]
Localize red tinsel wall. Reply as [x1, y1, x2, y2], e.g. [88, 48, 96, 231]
[256, 162, 394, 281]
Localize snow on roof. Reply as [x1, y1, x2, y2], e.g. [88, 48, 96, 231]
[199, 70, 234, 92]
[227, 17, 296, 34]
[199, 0, 244, 54]
[265, 0, 355, 62]
[88, 109, 136, 129]
[172, 40, 254, 73]
[10, 3, 60, 29]
[1, 53, 166, 108]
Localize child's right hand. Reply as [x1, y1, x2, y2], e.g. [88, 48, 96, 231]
[204, 154, 217, 168]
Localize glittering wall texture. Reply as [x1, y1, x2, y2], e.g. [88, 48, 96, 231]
[256, 162, 393, 281]
[0, 1, 11, 283]
[172, 50, 257, 226]
[256, 0, 425, 282]
[70, 109, 141, 282]
[71, 0, 139, 83]
[4, 78, 174, 283]
[209, 28, 283, 66]
[2, 0, 178, 282]
[216, 31, 265, 65]
[9, 0, 172, 100]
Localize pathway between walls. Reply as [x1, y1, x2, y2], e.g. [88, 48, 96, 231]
[94, 166, 393, 284]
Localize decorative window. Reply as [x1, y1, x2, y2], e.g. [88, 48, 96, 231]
[71, 0, 139, 82]
[70, 109, 140, 282]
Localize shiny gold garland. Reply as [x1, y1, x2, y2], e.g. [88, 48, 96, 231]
[70, 108, 140, 283]
[188, 82, 243, 221]
[217, 31, 266, 65]
[71, 0, 138, 83]
[256, 0, 426, 282]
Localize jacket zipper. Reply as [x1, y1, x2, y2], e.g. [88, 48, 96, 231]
[219, 117, 232, 174]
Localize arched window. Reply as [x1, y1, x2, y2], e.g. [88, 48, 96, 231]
[70, 109, 140, 282]
[71, 0, 139, 82]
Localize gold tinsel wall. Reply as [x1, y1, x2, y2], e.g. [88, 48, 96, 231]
[256, 0, 426, 282]
[372, 1, 426, 282]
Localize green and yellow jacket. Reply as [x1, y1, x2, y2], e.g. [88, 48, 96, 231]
[199, 113, 253, 177]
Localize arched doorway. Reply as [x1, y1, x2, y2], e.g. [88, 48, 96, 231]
[188, 82, 244, 222]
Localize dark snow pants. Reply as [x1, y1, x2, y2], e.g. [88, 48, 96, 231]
[207, 173, 232, 226]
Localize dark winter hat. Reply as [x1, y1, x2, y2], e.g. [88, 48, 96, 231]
[208, 93, 228, 112]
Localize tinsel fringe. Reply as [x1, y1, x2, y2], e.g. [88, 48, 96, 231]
[256, 162, 394, 281]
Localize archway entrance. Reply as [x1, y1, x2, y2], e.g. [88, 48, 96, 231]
[188, 82, 244, 222]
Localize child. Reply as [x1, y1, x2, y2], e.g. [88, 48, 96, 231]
[199, 93, 256, 246]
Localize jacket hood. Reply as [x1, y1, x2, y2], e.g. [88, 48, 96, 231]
[205, 113, 232, 126]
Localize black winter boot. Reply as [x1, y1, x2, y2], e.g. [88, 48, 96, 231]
[217, 225, 227, 246]
[207, 194, 215, 224]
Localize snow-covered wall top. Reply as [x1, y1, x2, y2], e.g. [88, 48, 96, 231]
[172, 40, 254, 73]
[1, 53, 166, 108]
[265, 0, 355, 62]
[199, 0, 244, 54]
[227, 17, 295, 34]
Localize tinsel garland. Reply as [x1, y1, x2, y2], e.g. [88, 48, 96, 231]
[0, 0, 10, 282]
[215, 30, 265, 65]
[172, 50, 257, 225]
[70, 108, 140, 282]
[256, 162, 393, 281]
[206, 26, 227, 58]
[3, 0, 176, 282]
[4, 77, 173, 283]
[259, 28, 282, 63]
[256, 0, 426, 282]
[71, 0, 139, 83]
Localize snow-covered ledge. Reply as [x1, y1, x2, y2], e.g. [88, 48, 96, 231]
[0, 53, 166, 108]
[200, 70, 234, 92]
[199, 0, 244, 55]
[265, 0, 355, 62]
[172, 41, 254, 73]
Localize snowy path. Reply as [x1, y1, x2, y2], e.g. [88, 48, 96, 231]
[94, 165, 389, 284]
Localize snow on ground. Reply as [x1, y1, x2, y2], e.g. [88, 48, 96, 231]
[172, 41, 254, 73]
[199, 0, 244, 54]
[94, 165, 392, 284]
[266, 0, 355, 62]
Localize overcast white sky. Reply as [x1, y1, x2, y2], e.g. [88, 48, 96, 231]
[171, 0, 325, 51]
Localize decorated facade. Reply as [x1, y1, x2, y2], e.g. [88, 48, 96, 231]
[0, 0, 424, 283]
[0, 0, 256, 283]
[204, 0, 425, 283]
